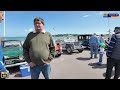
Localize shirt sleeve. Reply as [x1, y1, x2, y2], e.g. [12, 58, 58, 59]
[106, 34, 116, 57]
[23, 33, 31, 63]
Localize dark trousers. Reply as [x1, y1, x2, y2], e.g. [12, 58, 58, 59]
[105, 57, 120, 79]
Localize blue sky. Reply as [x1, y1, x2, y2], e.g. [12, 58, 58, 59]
[0, 11, 120, 37]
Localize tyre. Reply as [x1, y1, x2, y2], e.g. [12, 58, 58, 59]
[55, 51, 61, 57]
[66, 47, 73, 54]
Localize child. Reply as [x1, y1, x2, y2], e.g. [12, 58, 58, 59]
[97, 43, 105, 65]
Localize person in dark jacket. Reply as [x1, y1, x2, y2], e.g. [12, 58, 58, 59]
[105, 27, 120, 79]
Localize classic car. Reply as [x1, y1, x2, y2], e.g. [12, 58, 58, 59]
[1, 40, 62, 68]
[61, 36, 83, 54]
[61, 41, 83, 54]
[1, 40, 27, 68]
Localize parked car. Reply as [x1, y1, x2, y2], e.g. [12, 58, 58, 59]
[61, 41, 83, 54]
[82, 39, 108, 51]
[1, 40, 27, 68]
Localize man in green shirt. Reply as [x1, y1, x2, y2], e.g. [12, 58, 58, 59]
[23, 17, 55, 79]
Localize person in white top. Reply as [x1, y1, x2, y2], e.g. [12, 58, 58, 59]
[97, 43, 105, 65]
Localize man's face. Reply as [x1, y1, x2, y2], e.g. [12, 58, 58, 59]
[0, 11, 3, 23]
[117, 30, 120, 33]
[34, 20, 44, 32]
[115, 30, 120, 33]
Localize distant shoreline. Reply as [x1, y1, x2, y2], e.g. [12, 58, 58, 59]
[1, 33, 111, 38]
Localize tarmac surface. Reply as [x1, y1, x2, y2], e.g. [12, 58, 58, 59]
[6, 49, 117, 79]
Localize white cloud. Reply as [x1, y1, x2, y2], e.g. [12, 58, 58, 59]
[83, 15, 90, 18]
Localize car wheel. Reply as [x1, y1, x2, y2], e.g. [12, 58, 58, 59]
[57, 54, 61, 57]
[66, 47, 73, 54]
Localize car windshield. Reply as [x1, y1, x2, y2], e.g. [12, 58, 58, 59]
[3, 41, 21, 48]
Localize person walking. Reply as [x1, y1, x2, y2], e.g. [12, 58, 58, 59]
[89, 33, 99, 59]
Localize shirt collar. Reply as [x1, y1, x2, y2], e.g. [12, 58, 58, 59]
[33, 29, 46, 34]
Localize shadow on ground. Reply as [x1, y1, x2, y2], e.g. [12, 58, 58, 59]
[88, 62, 106, 69]
[61, 51, 80, 55]
[83, 48, 90, 51]
[61, 51, 71, 55]
[76, 57, 91, 61]
[14, 73, 22, 77]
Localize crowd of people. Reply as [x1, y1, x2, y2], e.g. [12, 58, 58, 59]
[89, 27, 120, 79]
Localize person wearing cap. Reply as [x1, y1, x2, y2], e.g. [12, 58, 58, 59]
[23, 17, 55, 79]
[105, 27, 120, 79]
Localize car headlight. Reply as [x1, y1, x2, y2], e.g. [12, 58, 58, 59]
[19, 55, 24, 60]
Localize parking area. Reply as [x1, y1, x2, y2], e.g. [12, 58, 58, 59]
[6, 49, 117, 79]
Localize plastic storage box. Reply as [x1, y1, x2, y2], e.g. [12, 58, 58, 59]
[20, 64, 31, 77]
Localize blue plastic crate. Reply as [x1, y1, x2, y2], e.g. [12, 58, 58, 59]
[20, 64, 31, 77]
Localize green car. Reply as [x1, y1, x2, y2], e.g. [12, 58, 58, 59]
[1, 40, 27, 68]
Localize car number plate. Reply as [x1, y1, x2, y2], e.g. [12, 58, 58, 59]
[5, 60, 14, 65]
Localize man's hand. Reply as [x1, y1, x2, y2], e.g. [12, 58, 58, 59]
[28, 62, 36, 67]
[48, 56, 53, 60]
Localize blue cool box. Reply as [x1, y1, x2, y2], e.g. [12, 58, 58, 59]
[20, 65, 31, 77]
